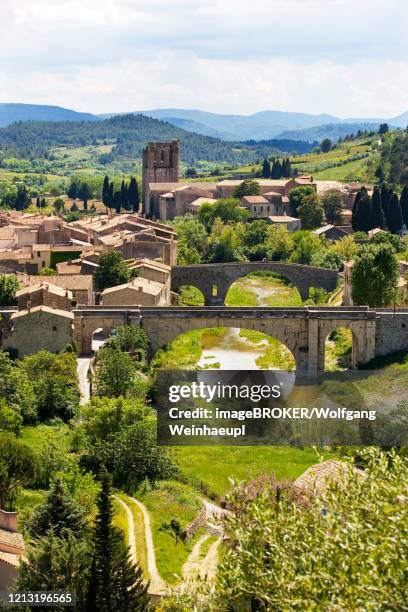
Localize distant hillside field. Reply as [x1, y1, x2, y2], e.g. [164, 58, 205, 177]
[0, 113, 314, 170]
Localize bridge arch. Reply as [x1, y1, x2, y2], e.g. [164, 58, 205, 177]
[151, 325, 297, 371]
[171, 262, 338, 306]
[141, 310, 308, 372]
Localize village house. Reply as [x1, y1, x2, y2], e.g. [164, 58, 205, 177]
[100, 276, 168, 307]
[0, 510, 25, 590]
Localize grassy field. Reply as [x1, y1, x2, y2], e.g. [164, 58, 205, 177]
[20, 423, 73, 453]
[137, 480, 204, 584]
[176, 446, 328, 499]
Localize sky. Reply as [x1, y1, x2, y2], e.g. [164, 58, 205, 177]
[0, 0, 407, 118]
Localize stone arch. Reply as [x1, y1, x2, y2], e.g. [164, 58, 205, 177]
[171, 262, 338, 306]
[150, 324, 297, 371]
[317, 319, 366, 372]
[224, 270, 302, 306]
[176, 285, 205, 306]
[324, 325, 357, 371]
[73, 312, 130, 354]
[142, 313, 308, 372]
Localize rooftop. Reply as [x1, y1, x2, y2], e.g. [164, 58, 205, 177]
[101, 276, 164, 297]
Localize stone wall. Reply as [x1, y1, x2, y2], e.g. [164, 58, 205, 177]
[4, 308, 74, 357]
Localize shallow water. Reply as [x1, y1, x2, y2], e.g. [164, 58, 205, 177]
[198, 328, 270, 370]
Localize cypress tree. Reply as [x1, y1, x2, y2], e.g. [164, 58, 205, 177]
[113, 191, 121, 214]
[400, 185, 408, 228]
[36, 196, 41, 208]
[381, 183, 392, 228]
[371, 186, 385, 229]
[284, 157, 292, 178]
[120, 180, 130, 210]
[68, 181, 78, 200]
[102, 176, 110, 207]
[352, 190, 362, 230]
[353, 188, 372, 232]
[271, 159, 282, 179]
[388, 192, 403, 234]
[108, 182, 114, 210]
[261, 159, 270, 178]
[88, 469, 149, 612]
[128, 177, 140, 213]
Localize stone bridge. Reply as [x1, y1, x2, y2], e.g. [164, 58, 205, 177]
[72, 305, 408, 375]
[170, 262, 339, 305]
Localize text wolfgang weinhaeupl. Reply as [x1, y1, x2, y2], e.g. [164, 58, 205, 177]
[155, 370, 402, 447]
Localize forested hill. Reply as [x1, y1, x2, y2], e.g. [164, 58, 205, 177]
[0, 113, 312, 166]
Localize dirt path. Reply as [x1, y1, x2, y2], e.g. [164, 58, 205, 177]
[113, 495, 137, 565]
[199, 537, 221, 581]
[77, 357, 91, 405]
[182, 534, 210, 581]
[127, 495, 167, 595]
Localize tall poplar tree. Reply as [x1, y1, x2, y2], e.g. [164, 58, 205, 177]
[262, 159, 270, 178]
[87, 469, 149, 612]
[388, 192, 403, 234]
[128, 177, 140, 213]
[371, 186, 385, 229]
[102, 176, 110, 208]
[381, 183, 392, 228]
[400, 185, 408, 228]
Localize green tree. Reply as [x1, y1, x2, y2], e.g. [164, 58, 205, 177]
[388, 192, 403, 234]
[0, 400, 23, 436]
[0, 274, 19, 306]
[381, 183, 392, 227]
[15, 185, 30, 211]
[207, 220, 246, 263]
[320, 137, 332, 153]
[16, 532, 92, 611]
[352, 243, 399, 307]
[271, 159, 282, 179]
[233, 179, 261, 199]
[94, 251, 130, 291]
[53, 197, 64, 214]
[105, 325, 149, 356]
[0, 433, 37, 508]
[94, 347, 140, 398]
[288, 185, 315, 216]
[321, 190, 344, 225]
[297, 194, 325, 229]
[28, 478, 86, 539]
[68, 181, 78, 200]
[88, 469, 149, 612]
[22, 351, 80, 422]
[379, 122, 389, 134]
[128, 177, 140, 213]
[198, 199, 248, 230]
[265, 225, 294, 261]
[172, 214, 208, 262]
[78, 182, 92, 210]
[0, 351, 37, 423]
[400, 185, 408, 228]
[78, 397, 150, 446]
[102, 175, 110, 208]
[289, 231, 324, 265]
[261, 158, 270, 178]
[110, 421, 178, 489]
[214, 451, 408, 611]
[371, 185, 385, 228]
[352, 188, 372, 232]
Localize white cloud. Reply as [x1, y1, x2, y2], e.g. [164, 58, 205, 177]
[0, 0, 407, 117]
